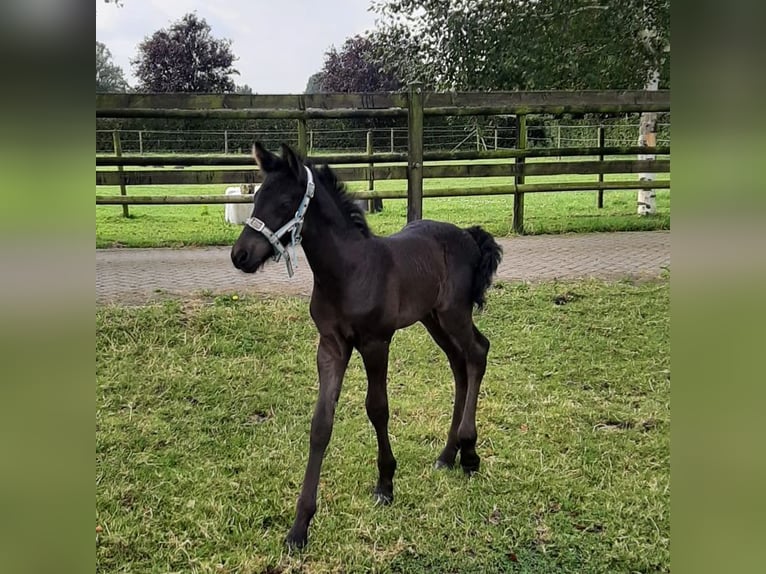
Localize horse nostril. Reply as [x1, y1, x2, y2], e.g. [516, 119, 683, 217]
[232, 247, 248, 268]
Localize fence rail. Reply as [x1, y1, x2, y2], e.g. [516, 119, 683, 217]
[96, 180, 669, 205]
[96, 123, 670, 155]
[96, 90, 668, 113]
[96, 87, 670, 232]
[96, 160, 669, 187]
[96, 146, 670, 167]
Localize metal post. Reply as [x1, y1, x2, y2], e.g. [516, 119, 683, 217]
[494, 128, 498, 150]
[138, 130, 143, 155]
[224, 130, 229, 154]
[512, 115, 527, 234]
[309, 130, 314, 153]
[390, 127, 395, 153]
[407, 82, 424, 222]
[112, 130, 129, 218]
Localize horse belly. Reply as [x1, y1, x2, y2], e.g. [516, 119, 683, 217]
[393, 281, 439, 330]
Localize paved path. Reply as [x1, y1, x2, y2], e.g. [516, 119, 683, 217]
[96, 231, 669, 305]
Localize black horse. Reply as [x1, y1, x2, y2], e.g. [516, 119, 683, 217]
[231, 143, 502, 549]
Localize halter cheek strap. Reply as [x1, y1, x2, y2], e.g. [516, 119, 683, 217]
[244, 166, 315, 278]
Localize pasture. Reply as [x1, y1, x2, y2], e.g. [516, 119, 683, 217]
[95, 158, 670, 248]
[96, 278, 670, 573]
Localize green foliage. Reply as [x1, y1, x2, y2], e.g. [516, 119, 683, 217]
[320, 35, 402, 92]
[371, 0, 670, 90]
[96, 279, 670, 573]
[131, 13, 239, 92]
[305, 72, 326, 94]
[96, 41, 129, 92]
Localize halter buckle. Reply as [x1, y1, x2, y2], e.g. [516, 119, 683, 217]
[246, 217, 266, 232]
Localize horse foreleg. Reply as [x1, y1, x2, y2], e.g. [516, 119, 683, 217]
[285, 334, 351, 549]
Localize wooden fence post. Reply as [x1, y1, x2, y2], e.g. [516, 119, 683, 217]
[297, 118, 308, 157]
[112, 130, 129, 218]
[512, 114, 527, 234]
[407, 82, 424, 222]
[597, 125, 605, 208]
[367, 129, 375, 212]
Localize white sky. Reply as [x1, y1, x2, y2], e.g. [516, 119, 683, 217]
[96, 0, 380, 93]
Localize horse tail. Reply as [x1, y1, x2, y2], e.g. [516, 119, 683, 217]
[465, 226, 503, 310]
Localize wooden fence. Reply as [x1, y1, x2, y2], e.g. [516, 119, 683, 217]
[96, 86, 670, 233]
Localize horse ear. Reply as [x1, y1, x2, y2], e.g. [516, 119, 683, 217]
[253, 142, 279, 172]
[280, 143, 304, 180]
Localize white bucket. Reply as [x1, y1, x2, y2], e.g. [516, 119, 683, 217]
[224, 185, 258, 225]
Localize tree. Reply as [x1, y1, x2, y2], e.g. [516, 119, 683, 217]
[235, 84, 253, 94]
[319, 35, 403, 92]
[132, 13, 239, 92]
[373, 0, 670, 216]
[314, 34, 411, 213]
[96, 41, 129, 92]
[371, 0, 670, 91]
[304, 72, 325, 94]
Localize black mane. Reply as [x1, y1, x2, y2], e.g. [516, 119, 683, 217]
[312, 163, 372, 238]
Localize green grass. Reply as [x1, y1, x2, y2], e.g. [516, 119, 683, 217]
[96, 278, 670, 573]
[96, 158, 670, 248]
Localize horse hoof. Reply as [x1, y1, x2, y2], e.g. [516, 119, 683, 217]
[285, 530, 308, 550]
[373, 489, 393, 506]
[433, 459, 454, 470]
[462, 464, 480, 476]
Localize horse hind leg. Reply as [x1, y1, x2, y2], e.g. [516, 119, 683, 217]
[421, 314, 467, 470]
[457, 325, 489, 474]
[358, 337, 397, 505]
[435, 311, 490, 475]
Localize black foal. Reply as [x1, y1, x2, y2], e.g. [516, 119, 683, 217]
[231, 143, 502, 548]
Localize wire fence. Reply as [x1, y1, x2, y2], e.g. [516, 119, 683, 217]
[96, 119, 670, 155]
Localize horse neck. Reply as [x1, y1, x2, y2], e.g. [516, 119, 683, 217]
[300, 184, 366, 285]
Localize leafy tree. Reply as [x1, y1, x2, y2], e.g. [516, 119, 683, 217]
[315, 36, 407, 212]
[132, 13, 239, 92]
[371, 0, 669, 90]
[235, 84, 253, 94]
[319, 35, 403, 92]
[305, 72, 325, 94]
[96, 41, 129, 92]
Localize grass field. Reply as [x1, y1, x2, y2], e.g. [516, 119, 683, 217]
[96, 278, 670, 573]
[96, 158, 670, 248]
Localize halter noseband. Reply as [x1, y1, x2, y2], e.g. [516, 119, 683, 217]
[244, 166, 315, 278]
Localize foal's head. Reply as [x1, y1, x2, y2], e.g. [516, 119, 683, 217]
[231, 143, 310, 273]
